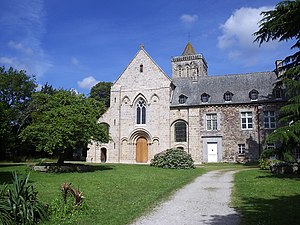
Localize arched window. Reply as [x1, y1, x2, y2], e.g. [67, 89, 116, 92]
[174, 121, 187, 142]
[136, 98, 146, 124]
[178, 66, 182, 77]
[186, 66, 190, 76]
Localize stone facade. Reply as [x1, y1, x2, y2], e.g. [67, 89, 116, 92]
[86, 43, 283, 164]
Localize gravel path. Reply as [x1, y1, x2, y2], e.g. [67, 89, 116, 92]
[131, 170, 240, 225]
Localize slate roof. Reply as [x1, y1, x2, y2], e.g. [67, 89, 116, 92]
[182, 42, 196, 56]
[170, 72, 281, 107]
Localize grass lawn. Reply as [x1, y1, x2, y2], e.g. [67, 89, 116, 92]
[0, 163, 205, 225]
[232, 169, 300, 225]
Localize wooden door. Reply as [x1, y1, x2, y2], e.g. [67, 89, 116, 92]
[136, 137, 148, 163]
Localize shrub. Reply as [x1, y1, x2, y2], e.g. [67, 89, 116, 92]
[260, 148, 277, 160]
[0, 172, 48, 225]
[150, 148, 195, 169]
[258, 158, 271, 170]
[283, 151, 296, 163]
[0, 185, 12, 225]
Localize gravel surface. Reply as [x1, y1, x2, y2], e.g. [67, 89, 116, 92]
[131, 170, 240, 225]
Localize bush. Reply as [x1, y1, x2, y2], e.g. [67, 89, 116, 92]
[0, 185, 12, 225]
[0, 172, 48, 225]
[258, 158, 271, 170]
[283, 151, 296, 163]
[260, 148, 277, 160]
[150, 148, 195, 169]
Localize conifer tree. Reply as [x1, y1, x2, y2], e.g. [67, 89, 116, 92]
[254, 0, 300, 159]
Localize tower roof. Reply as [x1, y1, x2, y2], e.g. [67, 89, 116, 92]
[182, 42, 196, 55]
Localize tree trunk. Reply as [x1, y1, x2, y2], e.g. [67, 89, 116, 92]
[57, 152, 66, 165]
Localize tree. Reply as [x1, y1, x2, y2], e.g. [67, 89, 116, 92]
[89, 82, 113, 108]
[0, 67, 36, 159]
[254, 0, 300, 159]
[19, 90, 109, 164]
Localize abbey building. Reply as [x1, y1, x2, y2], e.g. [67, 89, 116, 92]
[86, 43, 284, 164]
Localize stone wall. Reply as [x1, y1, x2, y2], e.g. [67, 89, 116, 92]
[170, 103, 279, 163]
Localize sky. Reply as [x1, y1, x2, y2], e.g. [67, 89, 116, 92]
[0, 0, 294, 95]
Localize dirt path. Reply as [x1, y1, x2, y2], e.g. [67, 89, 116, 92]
[131, 170, 240, 225]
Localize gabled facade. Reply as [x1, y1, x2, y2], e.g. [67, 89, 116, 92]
[87, 43, 284, 163]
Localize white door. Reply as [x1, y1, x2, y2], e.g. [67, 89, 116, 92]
[207, 142, 218, 162]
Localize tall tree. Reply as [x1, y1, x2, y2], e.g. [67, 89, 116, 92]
[0, 67, 36, 159]
[19, 90, 109, 164]
[90, 82, 113, 108]
[254, 0, 300, 159]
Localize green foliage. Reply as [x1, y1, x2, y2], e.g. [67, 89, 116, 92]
[47, 194, 86, 225]
[0, 172, 48, 225]
[283, 151, 296, 163]
[0, 164, 205, 225]
[150, 148, 195, 169]
[233, 169, 300, 225]
[258, 158, 271, 170]
[89, 81, 113, 108]
[0, 185, 12, 225]
[254, 0, 300, 154]
[0, 67, 36, 160]
[19, 90, 109, 164]
[260, 148, 277, 160]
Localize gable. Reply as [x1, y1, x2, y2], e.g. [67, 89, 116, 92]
[113, 47, 171, 90]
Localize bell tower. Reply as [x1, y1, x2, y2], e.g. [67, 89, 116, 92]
[171, 42, 208, 81]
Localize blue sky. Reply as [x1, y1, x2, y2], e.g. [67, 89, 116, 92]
[0, 0, 293, 95]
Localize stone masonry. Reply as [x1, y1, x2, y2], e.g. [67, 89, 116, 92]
[86, 43, 283, 164]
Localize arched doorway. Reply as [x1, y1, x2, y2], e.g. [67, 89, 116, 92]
[136, 137, 148, 163]
[100, 148, 107, 162]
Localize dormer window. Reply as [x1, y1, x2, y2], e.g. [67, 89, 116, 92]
[140, 64, 143, 73]
[274, 88, 282, 99]
[201, 93, 210, 103]
[224, 91, 233, 102]
[179, 94, 187, 104]
[249, 89, 258, 101]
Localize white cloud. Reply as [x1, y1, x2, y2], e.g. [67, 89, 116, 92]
[0, 0, 52, 77]
[71, 57, 79, 65]
[0, 57, 28, 71]
[8, 41, 33, 55]
[218, 7, 274, 50]
[180, 14, 198, 23]
[216, 6, 284, 67]
[77, 76, 99, 89]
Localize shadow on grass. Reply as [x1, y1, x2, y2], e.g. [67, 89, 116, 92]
[0, 172, 13, 184]
[236, 194, 300, 225]
[30, 163, 114, 173]
[256, 172, 300, 180]
[202, 213, 240, 225]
